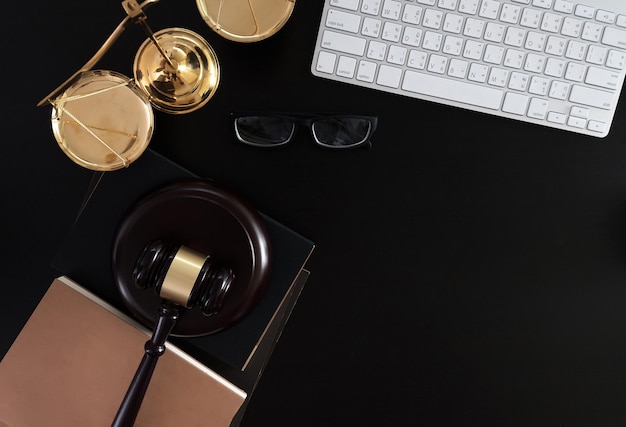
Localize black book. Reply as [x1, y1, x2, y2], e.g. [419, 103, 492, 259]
[52, 149, 315, 371]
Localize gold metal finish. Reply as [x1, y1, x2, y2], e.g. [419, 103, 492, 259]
[51, 70, 154, 171]
[196, 0, 295, 42]
[122, 0, 176, 69]
[37, 0, 161, 107]
[160, 246, 208, 307]
[133, 28, 220, 114]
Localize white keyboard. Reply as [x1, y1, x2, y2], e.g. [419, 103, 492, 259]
[311, 0, 626, 137]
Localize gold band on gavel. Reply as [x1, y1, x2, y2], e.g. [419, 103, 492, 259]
[159, 246, 208, 307]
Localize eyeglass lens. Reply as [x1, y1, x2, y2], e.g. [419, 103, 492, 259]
[235, 116, 295, 146]
[235, 116, 372, 148]
[312, 118, 371, 147]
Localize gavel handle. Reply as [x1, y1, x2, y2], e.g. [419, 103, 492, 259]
[112, 302, 180, 427]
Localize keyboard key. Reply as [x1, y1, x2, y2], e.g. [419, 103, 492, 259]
[321, 30, 366, 55]
[377, 65, 403, 88]
[585, 45, 608, 65]
[423, 31, 443, 51]
[316, 51, 337, 74]
[504, 27, 526, 46]
[356, 60, 377, 82]
[509, 71, 529, 90]
[554, 0, 573, 13]
[500, 4, 521, 24]
[524, 53, 546, 73]
[479, 0, 501, 20]
[602, 27, 626, 49]
[402, 27, 423, 47]
[402, 70, 504, 109]
[443, 35, 463, 55]
[541, 13, 562, 33]
[565, 40, 586, 60]
[585, 67, 620, 90]
[607, 50, 626, 69]
[326, 9, 361, 34]
[464, 18, 485, 38]
[485, 22, 506, 42]
[545, 36, 566, 55]
[362, 17, 382, 37]
[337, 56, 357, 78]
[407, 50, 428, 69]
[488, 67, 509, 86]
[581, 22, 603, 42]
[402, 5, 423, 25]
[463, 39, 485, 59]
[544, 58, 565, 77]
[588, 120, 606, 133]
[596, 10, 616, 24]
[382, 22, 402, 42]
[570, 106, 589, 118]
[443, 13, 464, 33]
[547, 111, 567, 124]
[504, 49, 525, 68]
[567, 116, 586, 128]
[520, 8, 542, 28]
[468, 63, 489, 82]
[503, 92, 529, 115]
[381, 0, 402, 19]
[458, 0, 480, 14]
[387, 45, 408, 65]
[428, 54, 448, 73]
[484, 44, 505, 64]
[569, 85, 613, 109]
[561, 17, 582, 38]
[423, 9, 444, 29]
[549, 80, 570, 99]
[439, 0, 459, 11]
[361, 0, 381, 15]
[529, 76, 550, 95]
[574, 4, 594, 19]
[527, 97, 549, 119]
[330, 0, 359, 11]
[367, 40, 387, 60]
[532, 0, 553, 9]
[448, 58, 469, 78]
[564, 62, 586, 82]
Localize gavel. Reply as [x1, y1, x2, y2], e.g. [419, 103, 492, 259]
[112, 239, 234, 427]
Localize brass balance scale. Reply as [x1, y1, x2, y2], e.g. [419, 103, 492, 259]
[39, 0, 295, 171]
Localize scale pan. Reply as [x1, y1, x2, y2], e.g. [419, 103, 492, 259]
[51, 70, 154, 171]
[133, 28, 220, 114]
[196, 0, 295, 42]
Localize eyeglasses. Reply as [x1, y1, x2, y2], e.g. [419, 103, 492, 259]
[232, 113, 377, 149]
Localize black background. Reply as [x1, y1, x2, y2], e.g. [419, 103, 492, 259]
[4, 1, 626, 425]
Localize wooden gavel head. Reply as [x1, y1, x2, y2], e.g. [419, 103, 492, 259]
[132, 239, 234, 316]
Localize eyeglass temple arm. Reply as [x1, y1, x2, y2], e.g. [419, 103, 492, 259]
[36, 0, 160, 107]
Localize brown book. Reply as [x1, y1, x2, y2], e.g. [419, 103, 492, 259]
[0, 276, 246, 427]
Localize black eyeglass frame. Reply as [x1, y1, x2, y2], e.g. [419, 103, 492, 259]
[230, 112, 378, 149]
